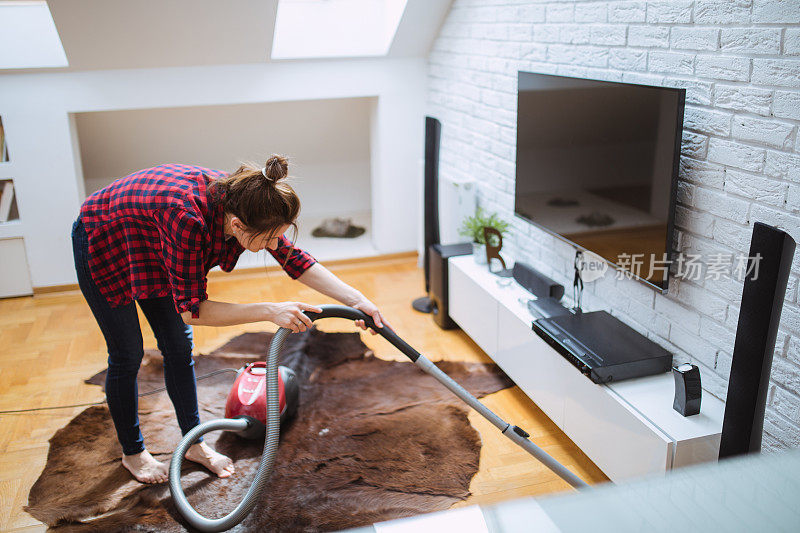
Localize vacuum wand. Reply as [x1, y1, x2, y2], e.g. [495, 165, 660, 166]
[304, 306, 588, 490]
[169, 306, 587, 533]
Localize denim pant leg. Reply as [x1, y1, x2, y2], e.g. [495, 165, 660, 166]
[137, 297, 203, 439]
[72, 220, 146, 456]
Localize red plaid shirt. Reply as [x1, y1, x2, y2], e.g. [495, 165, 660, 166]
[79, 164, 316, 318]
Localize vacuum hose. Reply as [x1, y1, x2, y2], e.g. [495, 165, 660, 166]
[169, 305, 587, 532]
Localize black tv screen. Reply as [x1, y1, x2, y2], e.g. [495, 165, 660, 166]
[515, 71, 685, 291]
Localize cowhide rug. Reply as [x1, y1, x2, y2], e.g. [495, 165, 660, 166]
[26, 328, 512, 532]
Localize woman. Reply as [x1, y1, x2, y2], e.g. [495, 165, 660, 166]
[72, 155, 386, 484]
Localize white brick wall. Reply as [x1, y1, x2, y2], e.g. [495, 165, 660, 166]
[427, 0, 800, 452]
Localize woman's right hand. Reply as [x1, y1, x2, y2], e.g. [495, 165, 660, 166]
[265, 302, 323, 333]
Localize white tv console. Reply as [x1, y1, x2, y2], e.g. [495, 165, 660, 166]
[448, 255, 725, 482]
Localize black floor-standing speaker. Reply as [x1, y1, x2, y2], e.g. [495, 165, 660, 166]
[719, 222, 796, 459]
[412, 117, 443, 314]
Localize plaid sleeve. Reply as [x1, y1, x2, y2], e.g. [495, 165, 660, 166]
[268, 235, 317, 279]
[156, 208, 209, 318]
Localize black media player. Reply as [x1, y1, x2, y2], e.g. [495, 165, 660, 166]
[532, 311, 673, 384]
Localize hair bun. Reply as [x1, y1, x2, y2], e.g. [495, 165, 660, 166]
[264, 155, 289, 183]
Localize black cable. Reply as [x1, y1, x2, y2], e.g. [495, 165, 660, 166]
[0, 367, 240, 415]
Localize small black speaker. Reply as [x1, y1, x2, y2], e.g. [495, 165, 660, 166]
[412, 117, 442, 314]
[719, 222, 796, 459]
[429, 243, 472, 329]
[673, 363, 701, 416]
[512, 262, 565, 300]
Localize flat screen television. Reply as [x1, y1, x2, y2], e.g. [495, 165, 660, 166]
[515, 71, 686, 291]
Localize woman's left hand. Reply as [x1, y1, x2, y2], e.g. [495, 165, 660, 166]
[351, 296, 388, 335]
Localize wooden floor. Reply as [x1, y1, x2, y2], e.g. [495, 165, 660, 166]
[0, 256, 607, 532]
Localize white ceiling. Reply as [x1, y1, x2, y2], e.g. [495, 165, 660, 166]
[0, 2, 67, 69]
[13, 0, 452, 72]
[47, 0, 279, 71]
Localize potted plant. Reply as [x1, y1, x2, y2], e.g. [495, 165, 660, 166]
[458, 207, 511, 264]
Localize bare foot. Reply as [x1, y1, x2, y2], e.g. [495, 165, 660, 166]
[121, 449, 169, 484]
[185, 441, 235, 478]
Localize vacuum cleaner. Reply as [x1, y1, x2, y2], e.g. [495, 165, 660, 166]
[223, 363, 299, 439]
[169, 305, 588, 532]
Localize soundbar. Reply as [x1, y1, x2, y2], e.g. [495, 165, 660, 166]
[533, 311, 673, 384]
[512, 262, 565, 300]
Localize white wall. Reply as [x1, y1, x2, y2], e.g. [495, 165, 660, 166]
[0, 58, 426, 288]
[74, 97, 373, 219]
[427, 1, 800, 451]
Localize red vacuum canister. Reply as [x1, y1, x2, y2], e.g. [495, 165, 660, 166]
[224, 362, 299, 438]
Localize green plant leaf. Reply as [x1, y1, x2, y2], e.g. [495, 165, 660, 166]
[458, 207, 511, 244]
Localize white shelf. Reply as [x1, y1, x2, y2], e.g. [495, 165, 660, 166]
[229, 210, 378, 271]
[295, 210, 377, 262]
[0, 237, 32, 298]
[0, 219, 22, 239]
[607, 376, 724, 467]
[448, 254, 724, 481]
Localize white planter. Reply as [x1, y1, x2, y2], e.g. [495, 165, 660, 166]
[472, 242, 487, 264]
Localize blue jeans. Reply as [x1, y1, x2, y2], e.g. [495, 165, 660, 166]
[72, 219, 202, 455]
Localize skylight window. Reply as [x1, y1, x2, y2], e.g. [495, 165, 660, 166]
[0, 1, 67, 70]
[271, 0, 407, 60]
